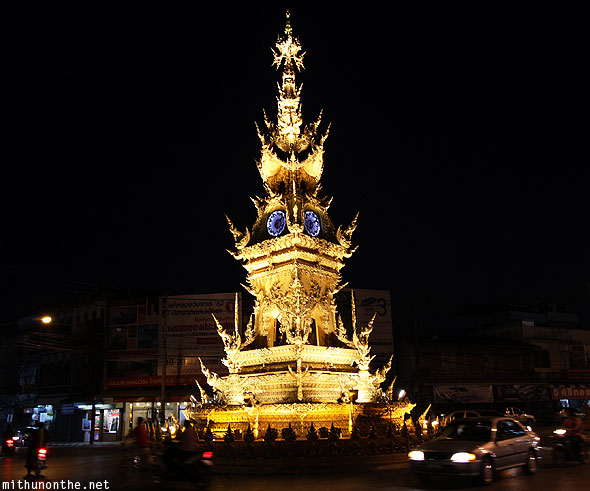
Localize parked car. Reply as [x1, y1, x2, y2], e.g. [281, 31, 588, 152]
[440, 409, 504, 428]
[505, 407, 536, 426]
[408, 417, 540, 484]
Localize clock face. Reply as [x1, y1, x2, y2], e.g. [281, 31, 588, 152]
[304, 210, 321, 237]
[267, 210, 286, 237]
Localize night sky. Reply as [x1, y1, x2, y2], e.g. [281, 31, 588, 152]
[3, 4, 589, 330]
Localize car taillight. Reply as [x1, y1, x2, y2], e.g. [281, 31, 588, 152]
[38, 448, 47, 455]
[202, 451, 213, 459]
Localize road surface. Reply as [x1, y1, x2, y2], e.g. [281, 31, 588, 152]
[1, 444, 589, 490]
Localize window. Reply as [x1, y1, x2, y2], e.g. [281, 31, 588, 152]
[533, 350, 550, 369]
[503, 353, 520, 369]
[422, 353, 442, 370]
[496, 419, 526, 441]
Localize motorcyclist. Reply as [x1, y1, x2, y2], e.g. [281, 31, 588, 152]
[25, 422, 48, 476]
[130, 417, 150, 452]
[179, 420, 198, 454]
[162, 420, 198, 476]
[2, 424, 16, 455]
[563, 408, 584, 458]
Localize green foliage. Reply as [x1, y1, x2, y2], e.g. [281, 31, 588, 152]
[204, 426, 214, 444]
[306, 422, 318, 441]
[263, 424, 278, 442]
[281, 423, 297, 442]
[244, 423, 255, 443]
[328, 422, 341, 441]
[385, 422, 395, 439]
[401, 420, 409, 438]
[350, 423, 361, 440]
[368, 424, 377, 439]
[224, 423, 235, 442]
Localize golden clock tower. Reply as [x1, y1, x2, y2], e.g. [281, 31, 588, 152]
[198, 12, 405, 422]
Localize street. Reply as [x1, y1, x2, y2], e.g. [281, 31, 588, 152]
[2, 445, 590, 491]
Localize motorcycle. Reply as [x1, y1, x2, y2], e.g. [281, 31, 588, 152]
[2, 437, 17, 456]
[25, 447, 48, 478]
[151, 446, 213, 490]
[552, 428, 588, 466]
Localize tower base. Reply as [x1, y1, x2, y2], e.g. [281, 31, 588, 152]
[186, 401, 415, 440]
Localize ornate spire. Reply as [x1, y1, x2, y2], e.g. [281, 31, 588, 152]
[272, 10, 305, 144]
[256, 10, 328, 196]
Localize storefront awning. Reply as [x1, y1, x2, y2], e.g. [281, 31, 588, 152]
[112, 395, 192, 403]
[35, 396, 68, 406]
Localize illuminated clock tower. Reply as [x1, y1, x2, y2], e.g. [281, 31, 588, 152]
[199, 12, 395, 408]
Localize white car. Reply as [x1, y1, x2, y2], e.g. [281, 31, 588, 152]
[409, 417, 540, 484]
[505, 407, 536, 426]
[440, 409, 504, 428]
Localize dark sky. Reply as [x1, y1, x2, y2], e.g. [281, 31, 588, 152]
[3, 4, 589, 328]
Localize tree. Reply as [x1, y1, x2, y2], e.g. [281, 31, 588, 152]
[281, 423, 297, 442]
[263, 424, 277, 442]
[328, 423, 341, 441]
[306, 422, 318, 441]
[224, 424, 235, 442]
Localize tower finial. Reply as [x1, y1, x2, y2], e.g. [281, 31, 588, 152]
[257, 12, 328, 194]
[285, 9, 292, 38]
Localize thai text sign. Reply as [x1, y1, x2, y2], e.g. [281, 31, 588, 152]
[434, 384, 494, 404]
[550, 385, 590, 400]
[159, 293, 241, 381]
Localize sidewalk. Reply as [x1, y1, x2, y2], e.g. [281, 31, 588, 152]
[47, 441, 123, 447]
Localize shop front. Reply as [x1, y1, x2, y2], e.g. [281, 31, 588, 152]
[549, 384, 590, 411]
[115, 399, 191, 440]
[75, 403, 124, 442]
[23, 405, 55, 432]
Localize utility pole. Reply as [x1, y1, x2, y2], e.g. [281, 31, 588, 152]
[160, 296, 168, 427]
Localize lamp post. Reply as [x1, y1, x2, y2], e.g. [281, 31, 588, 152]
[10, 314, 56, 429]
[160, 296, 168, 427]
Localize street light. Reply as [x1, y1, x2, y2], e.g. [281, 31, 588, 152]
[40, 316, 53, 325]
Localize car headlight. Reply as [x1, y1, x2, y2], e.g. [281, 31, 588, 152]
[554, 429, 566, 435]
[450, 452, 477, 463]
[408, 450, 425, 461]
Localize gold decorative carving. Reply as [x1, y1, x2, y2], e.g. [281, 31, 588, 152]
[189, 11, 413, 432]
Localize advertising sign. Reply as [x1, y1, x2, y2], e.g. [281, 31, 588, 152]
[106, 293, 241, 388]
[106, 301, 160, 388]
[335, 289, 394, 367]
[550, 385, 590, 400]
[159, 293, 241, 384]
[494, 384, 550, 402]
[434, 384, 494, 404]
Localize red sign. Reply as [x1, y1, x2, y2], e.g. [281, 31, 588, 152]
[550, 385, 590, 400]
[107, 374, 205, 388]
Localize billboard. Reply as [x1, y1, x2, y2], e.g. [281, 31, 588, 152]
[106, 293, 241, 388]
[494, 384, 550, 402]
[434, 384, 494, 404]
[159, 293, 240, 384]
[106, 301, 160, 388]
[335, 289, 394, 368]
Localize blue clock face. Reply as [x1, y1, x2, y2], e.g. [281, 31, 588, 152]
[267, 210, 286, 237]
[304, 211, 321, 237]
